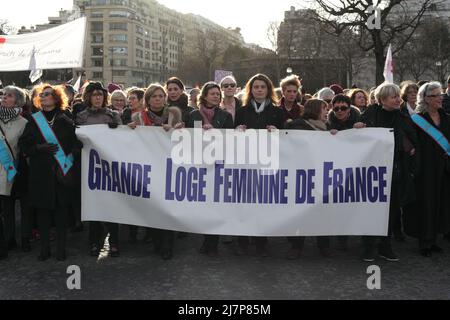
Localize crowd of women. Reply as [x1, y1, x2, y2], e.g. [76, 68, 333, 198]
[0, 72, 449, 263]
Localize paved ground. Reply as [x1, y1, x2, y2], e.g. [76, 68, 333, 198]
[1, 225, 449, 300]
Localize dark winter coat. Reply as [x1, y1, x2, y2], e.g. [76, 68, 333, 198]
[18, 110, 79, 209]
[235, 102, 284, 130]
[404, 109, 450, 239]
[168, 93, 194, 124]
[442, 92, 450, 115]
[187, 107, 234, 129]
[327, 106, 361, 131]
[360, 104, 419, 206]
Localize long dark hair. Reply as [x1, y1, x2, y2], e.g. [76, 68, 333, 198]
[243, 74, 278, 106]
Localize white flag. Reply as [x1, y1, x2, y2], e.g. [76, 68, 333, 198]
[73, 75, 82, 92]
[29, 47, 43, 83]
[383, 44, 394, 84]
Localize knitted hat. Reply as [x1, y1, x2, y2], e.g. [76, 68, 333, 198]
[107, 83, 121, 94]
[330, 84, 344, 95]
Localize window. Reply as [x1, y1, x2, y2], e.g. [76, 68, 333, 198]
[136, 49, 143, 58]
[110, 11, 129, 18]
[91, 22, 103, 32]
[112, 70, 127, 77]
[110, 34, 128, 43]
[136, 61, 143, 68]
[145, 51, 150, 60]
[110, 23, 128, 31]
[111, 59, 128, 67]
[111, 47, 128, 54]
[91, 34, 103, 43]
[145, 40, 150, 49]
[136, 38, 143, 47]
[92, 47, 103, 56]
[136, 25, 144, 35]
[92, 59, 103, 67]
[91, 11, 103, 18]
[93, 72, 103, 79]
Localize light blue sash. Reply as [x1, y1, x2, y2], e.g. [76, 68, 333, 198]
[32, 111, 74, 175]
[412, 114, 450, 156]
[0, 137, 17, 182]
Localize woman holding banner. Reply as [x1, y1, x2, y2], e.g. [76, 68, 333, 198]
[285, 99, 334, 259]
[404, 82, 450, 257]
[186, 82, 234, 257]
[234, 73, 283, 257]
[76, 82, 122, 258]
[166, 77, 194, 125]
[355, 83, 418, 262]
[19, 84, 79, 261]
[128, 84, 183, 260]
[0, 86, 29, 259]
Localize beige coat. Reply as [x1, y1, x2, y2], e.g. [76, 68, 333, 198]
[0, 116, 28, 196]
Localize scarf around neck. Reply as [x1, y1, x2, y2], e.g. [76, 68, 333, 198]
[199, 105, 216, 125]
[0, 106, 22, 124]
[251, 99, 268, 114]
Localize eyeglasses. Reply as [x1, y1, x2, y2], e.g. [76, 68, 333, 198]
[222, 83, 236, 89]
[39, 92, 53, 98]
[333, 106, 349, 112]
[426, 94, 441, 98]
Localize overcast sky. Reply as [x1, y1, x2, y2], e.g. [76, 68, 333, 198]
[3, 0, 314, 48]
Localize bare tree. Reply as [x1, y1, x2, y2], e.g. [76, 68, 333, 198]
[195, 29, 227, 80]
[266, 21, 281, 82]
[313, 0, 434, 85]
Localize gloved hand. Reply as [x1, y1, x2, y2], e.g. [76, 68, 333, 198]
[36, 143, 59, 155]
[108, 122, 119, 129]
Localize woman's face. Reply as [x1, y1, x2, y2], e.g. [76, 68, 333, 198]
[205, 88, 221, 108]
[252, 80, 268, 102]
[406, 87, 418, 105]
[1, 91, 17, 108]
[149, 89, 166, 111]
[128, 93, 142, 110]
[90, 90, 105, 108]
[112, 96, 126, 111]
[221, 80, 237, 98]
[425, 88, 443, 111]
[39, 88, 56, 108]
[333, 102, 350, 121]
[354, 92, 367, 108]
[167, 83, 182, 102]
[381, 93, 402, 111]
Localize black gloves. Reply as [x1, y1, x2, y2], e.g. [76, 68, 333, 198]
[108, 122, 119, 129]
[36, 143, 59, 155]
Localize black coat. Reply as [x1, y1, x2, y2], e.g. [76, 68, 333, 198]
[18, 110, 79, 210]
[187, 107, 234, 129]
[404, 109, 450, 239]
[442, 92, 450, 115]
[121, 107, 133, 125]
[327, 106, 361, 131]
[168, 93, 194, 124]
[235, 102, 284, 129]
[360, 104, 419, 206]
[285, 117, 328, 131]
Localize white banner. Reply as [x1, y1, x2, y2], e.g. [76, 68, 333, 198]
[0, 17, 86, 71]
[76, 126, 394, 237]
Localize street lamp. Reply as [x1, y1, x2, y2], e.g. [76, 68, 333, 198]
[436, 61, 443, 85]
[286, 67, 293, 75]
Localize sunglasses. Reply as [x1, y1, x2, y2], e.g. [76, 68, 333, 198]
[333, 106, 349, 112]
[39, 92, 53, 98]
[222, 83, 236, 89]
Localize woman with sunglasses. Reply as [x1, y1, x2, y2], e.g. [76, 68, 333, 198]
[0, 86, 29, 260]
[19, 84, 79, 261]
[354, 83, 418, 262]
[328, 94, 361, 131]
[186, 82, 234, 257]
[403, 82, 450, 257]
[76, 82, 122, 258]
[220, 76, 241, 122]
[234, 74, 284, 257]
